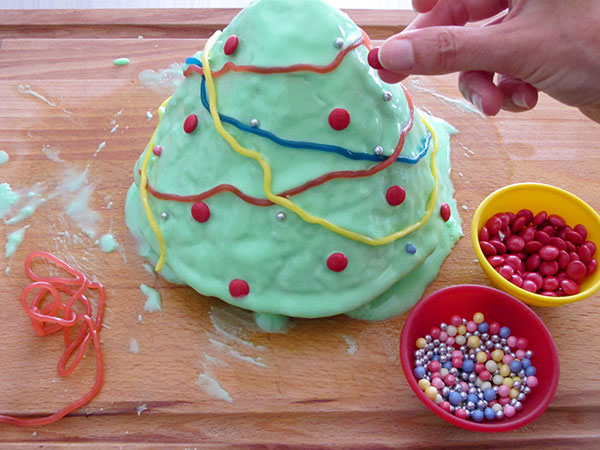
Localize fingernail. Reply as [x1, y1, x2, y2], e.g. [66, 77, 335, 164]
[512, 92, 528, 109]
[379, 39, 414, 72]
[471, 93, 485, 115]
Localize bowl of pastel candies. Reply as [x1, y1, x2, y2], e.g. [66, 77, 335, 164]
[400, 285, 559, 432]
[472, 183, 600, 306]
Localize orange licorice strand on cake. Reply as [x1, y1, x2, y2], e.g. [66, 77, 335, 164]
[183, 36, 364, 78]
[0, 251, 105, 427]
[145, 84, 414, 207]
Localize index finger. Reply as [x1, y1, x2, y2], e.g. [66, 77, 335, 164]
[406, 0, 509, 31]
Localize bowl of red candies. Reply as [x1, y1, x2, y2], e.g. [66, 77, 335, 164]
[400, 284, 559, 432]
[472, 183, 600, 306]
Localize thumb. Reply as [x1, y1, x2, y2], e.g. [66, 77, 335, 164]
[378, 26, 515, 77]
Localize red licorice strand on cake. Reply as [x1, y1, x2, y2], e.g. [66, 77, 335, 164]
[183, 37, 364, 79]
[144, 84, 415, 207]
[0, 251, 105, 427]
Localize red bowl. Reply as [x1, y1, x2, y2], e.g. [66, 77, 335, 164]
[400, 285, 559, 432]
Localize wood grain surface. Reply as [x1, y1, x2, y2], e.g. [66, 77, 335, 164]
[1, 9, 600, 450]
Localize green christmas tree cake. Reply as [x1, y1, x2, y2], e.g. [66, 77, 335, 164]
[125, 0, 463, 331]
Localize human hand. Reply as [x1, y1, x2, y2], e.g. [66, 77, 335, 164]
[370, 0, 600, 122]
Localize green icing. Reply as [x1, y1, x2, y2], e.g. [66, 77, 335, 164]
[0, 183, 19, 219]
[253, 312, 290, 333]
[5, 225, 29, 258]
[114, 58, 130, 66]
[125, 0, 462, 323]
[140, 283, 162, 312]
[99, 233, 118, 253]
[0, 150, 8, 166]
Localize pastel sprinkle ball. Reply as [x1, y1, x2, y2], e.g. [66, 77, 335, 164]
[328, 108, 351, 130]
[191, 202, 210, 223]
[229, 279, 249, 298]
[367, 48, 383, 70]
[183, 114, 198, 134]
[113, 57, 130, 66]
[413, 312, 537, 423]
[386, 185, 406, 206]
[327, 252, 348, 272]
[479, 209, 597, 296]
[224, 35, 239, 55]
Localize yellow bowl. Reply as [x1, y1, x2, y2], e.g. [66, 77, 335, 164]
[472, 183, 600, 306]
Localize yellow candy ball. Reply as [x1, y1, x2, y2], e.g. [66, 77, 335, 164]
[468, 335, 481, 348]
[416, 337, 427, 349]
[418, 379, 431, 391]
[492, 349, 504, 362]
[510, 388, 520, 399]
[476, 351, 488, 363]
[502, 377, 514, 388]
[458, 325, 467, 335]
[473, 312, 485, 324]
[499, 364, 511, 377]
[425, 386, 438, 400]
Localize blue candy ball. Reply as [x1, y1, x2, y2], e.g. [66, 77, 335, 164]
[509, 360, 522, 373]
[442, 361, 453, 370]
[432, 355, 440, 361]
[478, 322, 489, 333]
[472, 409, 484, 422]
[525, 366, 537, 376]
[499, 326, 511, 338]
[449, 391, 462, 406]
[467, 393, 479, 405]
[414, 366, 426, 378]
[521, 358, 532, 369]
[483, 388, 496, 402]
[484, 407, 496, 420]
[462, 359, 475, 373]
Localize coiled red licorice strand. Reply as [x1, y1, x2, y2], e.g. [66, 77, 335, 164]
[0, 251, 105, 427]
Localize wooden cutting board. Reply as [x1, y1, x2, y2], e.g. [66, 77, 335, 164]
[1, 9, 600, 449]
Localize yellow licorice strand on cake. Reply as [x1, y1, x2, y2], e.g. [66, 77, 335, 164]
[202, 31, 440, 246]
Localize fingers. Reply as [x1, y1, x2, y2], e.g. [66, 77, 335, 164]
[458, 71, 504, 116]
[377, 69, 408, 84]
[379, 26, 515, 77]
[407, 0, 509, 31]
[412, 0, 438, 13]
[497, 75, 538, 112]
[458, 72, 538, 115]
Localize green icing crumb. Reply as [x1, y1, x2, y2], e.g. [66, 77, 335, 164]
[253, 312, 290, 333]
[99, 233, 118, 253]
[113, 57, 130, 66]
[5, 225, 30, 258]
[0, 150, 8, 166]
[0, 183, 19, 219]
[140, 283, 162, 312]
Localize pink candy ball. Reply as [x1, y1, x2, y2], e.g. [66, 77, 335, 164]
[506, 336, 518, 348]
[455, 408, 467, 419]
[498, 385, 510, 397]
[432, 377, 444, 389]
[516, 349, 527, 360]
[466, 321, 477, 332]
[439, 331, 448, 342]
[526, 376, 539, 388]
[504, 405, 516, 418]
[450, 315, 462, 326]
[503, 354, 514, 365]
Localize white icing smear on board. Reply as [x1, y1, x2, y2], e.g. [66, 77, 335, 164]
[140, 284, 162, 312]
[196, 372, 233, 403]
[138, 63, 184, 95]
[136, 403, 148, 415]
[208, 337, 267, 368]
[129, 338, 139, 354]
[42, 145, 63, 162]
[209, 304, 266, 351]
[342, 334, 358, 355]
[93, 142, 106, 158]
[17, 84, 56, 107]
